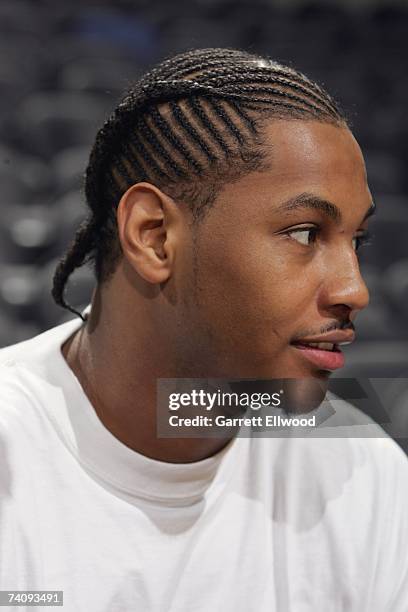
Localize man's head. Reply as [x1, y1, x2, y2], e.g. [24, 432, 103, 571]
[53, 47, 373, 381]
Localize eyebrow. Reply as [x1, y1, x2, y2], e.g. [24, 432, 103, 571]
[276, 192, 376, 224]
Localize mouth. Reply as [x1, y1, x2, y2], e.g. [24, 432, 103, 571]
[291, 341, 345, 371]
[289, 325, 355, 372]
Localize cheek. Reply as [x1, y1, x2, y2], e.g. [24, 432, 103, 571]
[194, 238, 317, 345]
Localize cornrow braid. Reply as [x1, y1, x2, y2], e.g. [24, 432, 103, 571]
[149, 106, 204, 174]
[143, 47, 246, 81]
[198, 70, 340, 115]
[186, 97, 233, 158]
[206, 98, 246, 145]
[52, 217, 98, 320]
[52, 47, 347, 318]
[168, 101, 218, 163]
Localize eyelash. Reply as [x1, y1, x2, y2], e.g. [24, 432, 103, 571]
[284, 226, 373, 252]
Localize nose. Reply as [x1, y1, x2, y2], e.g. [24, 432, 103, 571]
[320, 248, 370, 316]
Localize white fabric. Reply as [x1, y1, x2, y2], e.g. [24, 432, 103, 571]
[0, 318, 407, 611]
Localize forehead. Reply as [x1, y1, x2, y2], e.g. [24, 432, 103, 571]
[213, 120, 371, 217]
[263, 120, 364, 179]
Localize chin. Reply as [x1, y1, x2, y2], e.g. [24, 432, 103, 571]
[279, 377, 329, 414]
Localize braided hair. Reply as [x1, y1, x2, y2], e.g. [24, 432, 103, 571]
[52, 47, 347, 319]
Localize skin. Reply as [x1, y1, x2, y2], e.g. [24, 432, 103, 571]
[63, 120, 373, 463]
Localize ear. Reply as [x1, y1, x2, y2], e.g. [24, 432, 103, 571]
[117, 183, 180, 284]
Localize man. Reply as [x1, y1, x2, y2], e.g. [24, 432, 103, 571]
[0, 48, 407, 610]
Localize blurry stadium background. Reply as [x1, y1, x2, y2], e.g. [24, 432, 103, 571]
[0, 0, 407, 449]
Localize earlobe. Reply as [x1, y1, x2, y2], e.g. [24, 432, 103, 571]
[117, 183, 174, 284]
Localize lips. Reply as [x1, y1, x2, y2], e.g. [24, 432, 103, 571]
[291, 329, 355, 371]
[292, 343, 345, 371]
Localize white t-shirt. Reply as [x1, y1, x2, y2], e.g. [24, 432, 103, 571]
[0, 317, 407, 611]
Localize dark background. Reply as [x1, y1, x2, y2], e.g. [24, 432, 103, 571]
[0, 0, 407, 448]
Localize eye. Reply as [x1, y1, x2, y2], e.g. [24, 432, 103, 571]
[285, 226, 319, 246]
[352, 230, 373, 252]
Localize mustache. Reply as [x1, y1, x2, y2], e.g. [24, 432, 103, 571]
[323, 320, 355, 334]
[293, 320, 355, 340]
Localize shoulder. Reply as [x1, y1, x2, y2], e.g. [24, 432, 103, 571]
[0, 318, 81, 371]
[0, 318, 82, 435]
[0, 362, 35, 408]
[0, 364, 42, 457]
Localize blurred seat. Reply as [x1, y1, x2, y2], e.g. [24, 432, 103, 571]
[0, 204, 60, 265]
[371, 194, 408, 220]
[0, 309, 40, 349]
[352, 264, 399, 341]
[0, 52, 38, 96]
[0, 148, 54, 202]
[318, 67, 367, 112]
[73, 8, 160, 63]
[360, 201, 408, 269]
[0, 264, 43, 320]
[16, 91, 108, 158]
[360, 105, 406, 151]
[364, 151, 405, 194]
[383, 259, 408, 320]
[159, 15, 242, 55]
[0, 44, 45, 129]
[59, 57, 136, 96]
[52, 146, 89, 193]
[45, 33, 137, 69]
[52, 190, 88, 250]
[292, 3, 352, 62]
[369, 5, 408, 46]
[0, 167, 30, 204]
[198, 2, 278, 50]
[0, 0, 44, 34]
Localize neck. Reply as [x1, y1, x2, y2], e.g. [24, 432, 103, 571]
[62, 281, 234, 464]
